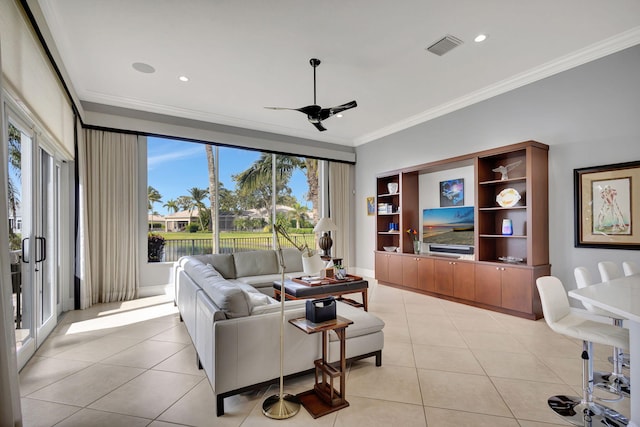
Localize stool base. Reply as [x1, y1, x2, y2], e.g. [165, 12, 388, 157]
[548, 395, 628, 426]
[594, 371, 631, 398]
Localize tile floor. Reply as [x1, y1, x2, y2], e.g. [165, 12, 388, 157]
[19, 279, 630, 426]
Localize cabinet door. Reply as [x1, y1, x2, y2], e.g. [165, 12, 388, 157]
[433, 259, 454, 296]
[402, 256, 419, 289]
[501, 267, 534, 313]
[453, 262, 475, 301]
[475, 264, 502, 306]
[375, 252, 389, 283]
[417, 257, 435, 292]
[387, 254, 404, 285]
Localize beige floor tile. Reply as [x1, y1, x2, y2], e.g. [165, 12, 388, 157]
[413, 344, 484, 375]
[106, 318, 179, 340]
[158, 379, 251, 426]
[379, 323, 412, 343]
[347, 364, 422, 405]
[19, 356, 92, 396]
[491, 376, 579, 424]
[148, 421, 191, 427]
[379, 340, 416, 367]
[54, 408, 151, 427]
[150, 323, 192, 344]
[473, 349, 564, 383]
[514, 332, 582, 359]
[541, 355, 613, 386]
[459, 330, 529, 353]
[34, 331, 106, 357]
[153, 345, 207, 376]
[424, 407, 519, 427]
[88, 369, 203, 419]
[26, 363, 145, 407]
[101, 339, 187, 369]
[407, 312, 456, 329]
[20, 398, 81, 427]
[515, 420, 568, 427]
[50, 335, 143, 362]
[408, 322, 468, 348]
[334, 396, 426, 427]
[417, 369, 511, 417]
[449, 312, 506, 333]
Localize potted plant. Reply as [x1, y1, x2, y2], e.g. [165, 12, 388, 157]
[148, 232, 166, 262]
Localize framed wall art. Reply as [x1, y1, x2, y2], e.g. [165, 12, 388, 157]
[574, 161, 640, 249]
[439, 178, 464, 207]
[366, 196, 375, 216]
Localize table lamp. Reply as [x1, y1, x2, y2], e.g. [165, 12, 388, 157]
[314, 217, 338, 258]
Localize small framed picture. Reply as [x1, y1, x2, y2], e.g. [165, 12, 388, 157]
[439, 178, 464, 207]
[366, 196, 375, 216]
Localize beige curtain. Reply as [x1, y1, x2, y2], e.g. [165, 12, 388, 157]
[329, 162, 353, 267]
[79, 129, 139, 306]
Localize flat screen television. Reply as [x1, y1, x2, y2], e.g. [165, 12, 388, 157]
[422, 206, 475, 252]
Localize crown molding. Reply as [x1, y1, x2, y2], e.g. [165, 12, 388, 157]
[354, 27, 640, 146]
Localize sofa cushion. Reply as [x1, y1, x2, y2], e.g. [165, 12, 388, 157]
[330, 302, 385, 341]
[207, 254, 236, 279]
[185, 260, 250, 318]
[236, 272, 305, 289]
[280, 248, 304, 273]
[233, 250, 279, 278]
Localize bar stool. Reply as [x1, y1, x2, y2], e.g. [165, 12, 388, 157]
[623, 261, 639, 276]
[574, 267, 630, 398]
[598, 261, 623, 282]
[536, 276, 629, 426]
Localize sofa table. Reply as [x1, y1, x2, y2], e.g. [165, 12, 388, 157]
[273, 278, 369, 311]
[289, 316, 353, 418]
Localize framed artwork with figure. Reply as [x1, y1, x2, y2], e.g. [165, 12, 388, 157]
[574, 161, 640, 249]
[366, 196, 375, 216]
[439, 178, 464, 207]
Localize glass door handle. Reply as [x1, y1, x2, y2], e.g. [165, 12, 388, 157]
[21, 237, 30, 263]
[35, 236, 46, 263]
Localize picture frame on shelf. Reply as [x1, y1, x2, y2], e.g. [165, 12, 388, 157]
[574, 161, 640, 249]
[366, 196, 375, 216]
[439, 178, 464, 207]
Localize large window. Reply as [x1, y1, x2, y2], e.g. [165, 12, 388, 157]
[146, 137, 319, 261]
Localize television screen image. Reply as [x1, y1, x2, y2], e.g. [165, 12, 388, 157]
[422, 206, 475, 247]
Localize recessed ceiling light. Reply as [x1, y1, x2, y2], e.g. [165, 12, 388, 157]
[179, 75, 189, 82]
[474, 34, 488, 43]
[336, 113, 343, 118]
[132, 62, 155, 73]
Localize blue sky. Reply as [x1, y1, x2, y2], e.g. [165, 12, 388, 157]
[147, 137, 309, 215]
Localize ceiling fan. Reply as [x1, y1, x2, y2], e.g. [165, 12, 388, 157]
[265, 58, 357, 132]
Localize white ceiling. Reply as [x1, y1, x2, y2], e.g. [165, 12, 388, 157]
[36, 0, 640, 147]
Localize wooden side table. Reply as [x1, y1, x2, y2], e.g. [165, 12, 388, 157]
[289, 316, 353, 418]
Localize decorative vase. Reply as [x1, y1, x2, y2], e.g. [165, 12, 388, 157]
[413, 241, 421, 254]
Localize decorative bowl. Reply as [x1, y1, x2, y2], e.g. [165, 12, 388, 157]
[383, 246, 398, 252]
[387, 183, 399, 194]
[496, 188, 521, 207]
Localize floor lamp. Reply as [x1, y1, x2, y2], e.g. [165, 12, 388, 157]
[262, 225, 301, 419]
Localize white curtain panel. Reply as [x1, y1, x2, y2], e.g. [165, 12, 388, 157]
[81, 129, 140, 304]
[0, 36, 23, 423]
[329, 162, 353, 267]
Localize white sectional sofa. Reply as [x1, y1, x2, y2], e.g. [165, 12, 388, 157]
[175, 249, 385, 416]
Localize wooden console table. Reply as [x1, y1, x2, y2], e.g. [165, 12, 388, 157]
[289, 316, 353, 418]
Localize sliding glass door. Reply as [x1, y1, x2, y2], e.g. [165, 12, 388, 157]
[5, 112, 60, 368]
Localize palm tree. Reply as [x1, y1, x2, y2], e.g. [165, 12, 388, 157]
[176, 195, 192, 212]
[163, 199, 179, 214]
[302, 158, 319, 221]
[187, 187, 208, 230]
[7, 124, 21, 245]
[289, 202, 309, 229]
[205, 144, 217, 234]
[148, 186, 162, 217]
[234, 154, 302, 215]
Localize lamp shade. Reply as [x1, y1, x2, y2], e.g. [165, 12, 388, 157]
[314, 217, 337, 232]
[302, 252, 326, 275]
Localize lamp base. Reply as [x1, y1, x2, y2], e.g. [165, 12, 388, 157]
[262, 393, 301, 419]
[318, 232, 333, 257]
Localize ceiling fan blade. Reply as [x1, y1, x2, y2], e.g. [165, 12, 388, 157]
[312, 122, 327, 132]
[319, 100, 358, 121]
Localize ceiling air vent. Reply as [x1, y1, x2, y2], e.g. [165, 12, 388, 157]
[426, 35, 463, 56]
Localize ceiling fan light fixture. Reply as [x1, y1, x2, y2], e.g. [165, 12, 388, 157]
[178, 75, 190, 82]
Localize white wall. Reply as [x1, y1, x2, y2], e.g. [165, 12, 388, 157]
[355, 44, 640, 296]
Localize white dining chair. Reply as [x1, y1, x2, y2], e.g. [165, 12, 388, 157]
[537, 276, 629, 426]
[574, 267, 630, 397]
[623, 260, 639, 276]
[598, 261, 623, 282]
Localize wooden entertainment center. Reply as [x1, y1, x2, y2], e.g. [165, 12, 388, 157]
[375, 140, 550, 319]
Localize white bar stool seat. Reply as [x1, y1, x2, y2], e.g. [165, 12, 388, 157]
[537, 276, 629, 426]
[623, 261, 639, 276]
